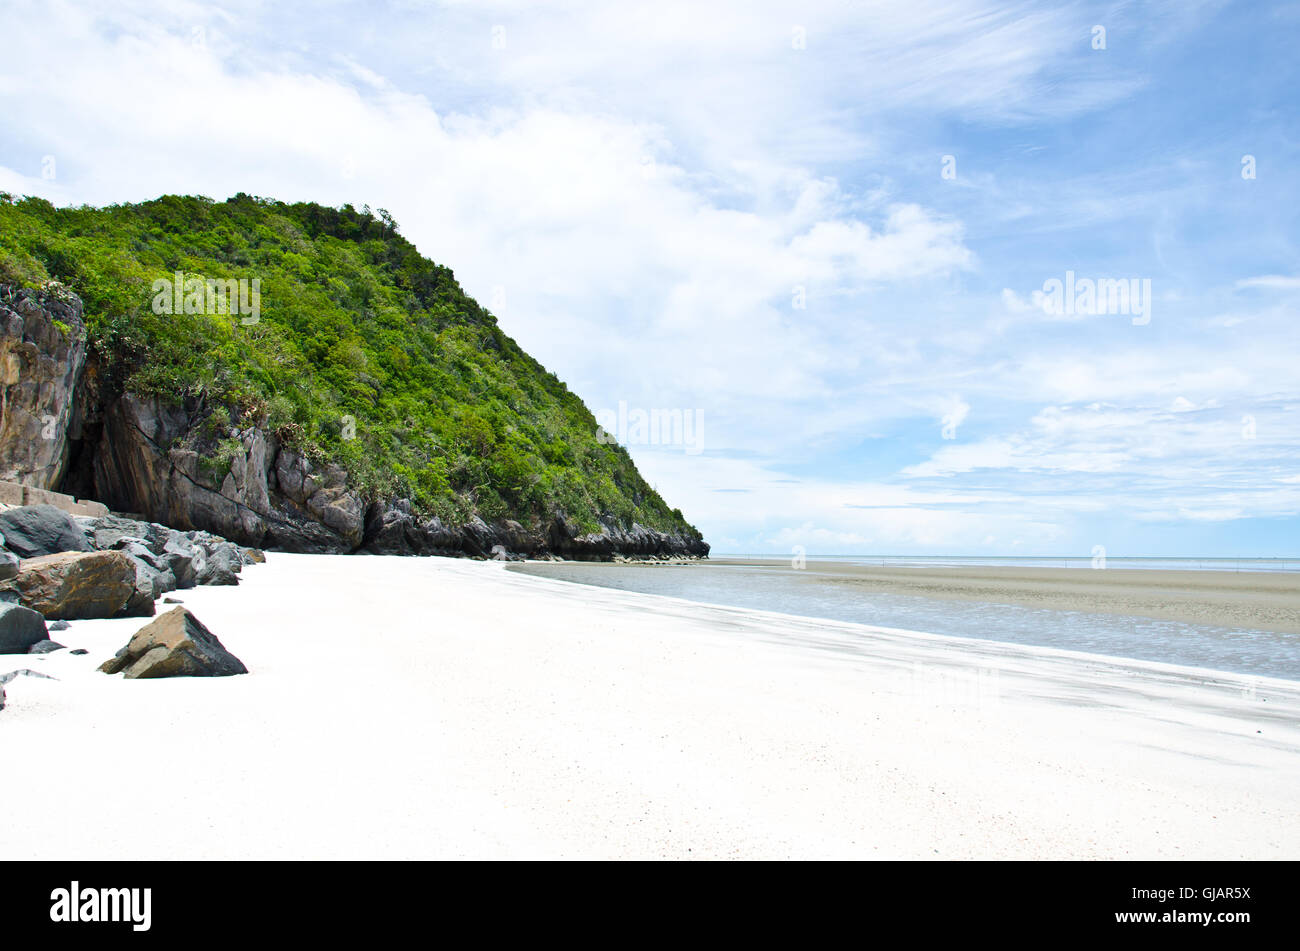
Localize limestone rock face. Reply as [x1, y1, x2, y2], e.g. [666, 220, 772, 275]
[99, 607, 247, 679]
[92, 394, 365, 553]
[0, 285, 88, 490]
[1, 550, 139, 620]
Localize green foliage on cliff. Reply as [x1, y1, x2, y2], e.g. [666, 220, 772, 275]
[0, 192, 702, 539]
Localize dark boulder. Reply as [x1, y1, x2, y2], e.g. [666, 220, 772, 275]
[0, 601, 48, 653]
[0, 505, 92, 558]
[100, 606, 247, 679]
[1, 550, 138, 619]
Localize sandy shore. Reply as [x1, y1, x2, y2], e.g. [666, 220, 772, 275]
[713, 559, 1300, 634]
[3, 552, 1297, 860]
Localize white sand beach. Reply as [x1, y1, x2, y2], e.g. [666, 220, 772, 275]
[3, 553, 1298, 860]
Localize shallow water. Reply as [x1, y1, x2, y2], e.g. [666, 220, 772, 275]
[722, 555, 1300, 572]
[510, 561, 1300, 681]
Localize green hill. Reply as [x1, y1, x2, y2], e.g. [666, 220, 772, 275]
[0, 192, 706, 557]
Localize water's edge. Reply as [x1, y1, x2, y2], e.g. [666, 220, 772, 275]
[510, 560, 1300, 681]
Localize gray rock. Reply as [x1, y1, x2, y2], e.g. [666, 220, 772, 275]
[0, 549, 17, 582]
[28, 639, 65, 653]
[162, 536, 198, 589]
[49, 619, 70, 631]
[83, 514, 161, 552]
[100, 607, 247, 679]
[0, 504, 92, 558]
[121, 555, 160, 618]
[120, 540, 167, 570]
[121, 542, 179, 613]
[0, 601, 48, 653]
[70, 648, 88, 655]
[194, 543, 242, 586]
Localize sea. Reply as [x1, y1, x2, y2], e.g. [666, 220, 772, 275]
[509, 556, 1300, 681]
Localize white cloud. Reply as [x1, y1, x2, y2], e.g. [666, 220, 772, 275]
[1, 0, 1296, 554]
[1235, 275, 1300, 291]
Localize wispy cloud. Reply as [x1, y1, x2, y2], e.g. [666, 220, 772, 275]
[1, 0, 1296, 554]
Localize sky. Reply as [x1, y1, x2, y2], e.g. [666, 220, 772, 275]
[1, 0, 1297, 556]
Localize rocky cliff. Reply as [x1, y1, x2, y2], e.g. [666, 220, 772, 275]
[1, 284, 709, 561]
[0, 285, 87, 489]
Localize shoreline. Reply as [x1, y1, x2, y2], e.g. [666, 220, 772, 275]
[4, 552, 1297, 859]
[702, 558, 1300, 634]
[512, 561, 1300, 687]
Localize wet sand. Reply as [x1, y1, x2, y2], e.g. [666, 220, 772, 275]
[713, 560, 1300, 634]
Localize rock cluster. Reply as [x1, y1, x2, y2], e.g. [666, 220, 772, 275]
[0, 504, 263, 622]
[361, 506, 710, 560]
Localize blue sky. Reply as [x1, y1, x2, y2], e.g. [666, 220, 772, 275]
[1, 0, 1297, 556]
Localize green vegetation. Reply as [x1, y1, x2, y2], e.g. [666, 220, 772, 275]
[0, 192, 701, 539]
